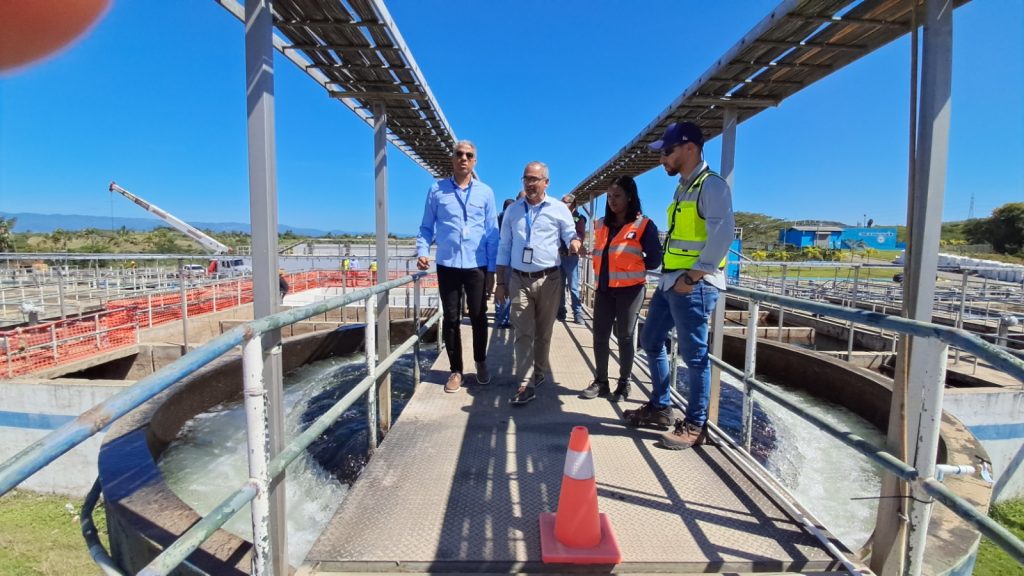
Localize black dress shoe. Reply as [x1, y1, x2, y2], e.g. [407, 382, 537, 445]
[579, 380, 610, 399]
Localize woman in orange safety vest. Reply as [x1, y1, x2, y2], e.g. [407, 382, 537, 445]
[581, 176, 663, 402]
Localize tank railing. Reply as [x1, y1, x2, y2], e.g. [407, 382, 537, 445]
[0, 273, 432, 496]
[140, 304, 441, 576]
[725, 285, 1024, 564]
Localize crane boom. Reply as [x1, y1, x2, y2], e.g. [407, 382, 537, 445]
[108, 182, 232, 255]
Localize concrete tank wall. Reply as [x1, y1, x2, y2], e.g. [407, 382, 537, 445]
[943, 388, 1024, 502]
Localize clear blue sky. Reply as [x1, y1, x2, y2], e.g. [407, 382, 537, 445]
[1, 1, 1021, 235]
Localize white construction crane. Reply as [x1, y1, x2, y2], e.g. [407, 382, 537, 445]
[108, 182, 232, 254]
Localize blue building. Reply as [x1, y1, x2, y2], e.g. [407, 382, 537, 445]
[838, 227, 900, 250]
[779, 225, 844, 249]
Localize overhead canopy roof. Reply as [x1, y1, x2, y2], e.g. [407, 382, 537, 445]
[570, 0, 968, 203]
[216, 0, 457, 177]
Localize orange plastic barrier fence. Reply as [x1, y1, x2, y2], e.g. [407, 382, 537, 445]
[1, 270, 435, 377]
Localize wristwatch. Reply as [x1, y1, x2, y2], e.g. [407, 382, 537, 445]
[681, 274, 697, 286]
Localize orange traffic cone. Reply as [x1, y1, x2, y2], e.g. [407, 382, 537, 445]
[539, 426, 621, 564]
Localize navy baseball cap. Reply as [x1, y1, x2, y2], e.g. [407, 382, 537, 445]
[648, 122, 704, 152]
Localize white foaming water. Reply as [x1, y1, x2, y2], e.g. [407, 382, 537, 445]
[159, 355, 361, 566]
[747, 374, 885, 551]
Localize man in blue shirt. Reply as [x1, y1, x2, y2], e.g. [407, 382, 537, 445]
[416, 141, 499, 393]
[496, 162, 581, 405]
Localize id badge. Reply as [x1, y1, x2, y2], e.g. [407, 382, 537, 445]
[462, 225, 470, 239]
[522, 247, 534, 264]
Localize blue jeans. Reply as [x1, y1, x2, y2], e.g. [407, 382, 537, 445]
[639, 281, 719, 427]
[558, 254, 582, 319]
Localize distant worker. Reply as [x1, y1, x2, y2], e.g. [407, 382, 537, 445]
[278, 270, 290, 300]
[342, 258, 350, 271]
[494, 198, 517, 329]
[495, 161, 580, 406]
[580, 176, 661, 402]
[557, 193, 587, 324]
[416, 140, 499, 393]
[631, 122, 734, 450]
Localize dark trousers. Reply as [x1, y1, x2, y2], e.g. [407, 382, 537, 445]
[437, 264, 488, 373]
[592, 284, 645, 383]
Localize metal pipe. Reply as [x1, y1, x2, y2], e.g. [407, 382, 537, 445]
[777, 264, 787, 340]
[140, 306, 442, 576]
[845, 265, 861, 361]
[138, 484, 258, 576]
[728, 286, 1024, 382]
[0, 274, 425, 496]
[413, 276, 421, 388]
[81, 478, 124, 576]
[742, 300, 759, 451]
[242, 335, 271, 576]
[954, 272, 968, 364]
[365, 297, 378, 456]
[178, 259, 189, 352]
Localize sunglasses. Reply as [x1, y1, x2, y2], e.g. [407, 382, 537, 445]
[455, 151, 475, 159]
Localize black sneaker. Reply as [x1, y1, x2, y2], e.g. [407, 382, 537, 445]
[623, 402, 673, 428]
[534, 373, 546, 387]
[579, 380, 610, 399]
[511, 386, 536, 406]
[609, 380, 631, 402]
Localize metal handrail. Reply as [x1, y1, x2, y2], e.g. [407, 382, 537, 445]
[0, 273, 429, 495]
[584, 265, 1024, 564]
[725, 286, 1024, 564]
[139, 308, 441, 575]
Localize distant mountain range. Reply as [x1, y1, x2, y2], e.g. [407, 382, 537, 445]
[0, 211, 351, 237]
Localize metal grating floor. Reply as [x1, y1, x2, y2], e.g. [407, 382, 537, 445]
[303, 320, 842, 573]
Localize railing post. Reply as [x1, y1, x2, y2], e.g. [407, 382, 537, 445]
[242, 334, 272, 576]
[743, 299, 759, 450]
[57, 268, 66, 320]
[51, 324, 58, 360]
[669, 329, 679, 393]
[846, 265, 861, 361]
[954, 271, 968, 364]
[413, 276, 421, 389]
[178, 260, 189, 352]
[237, 279, 242, 306]
[95, 314, 101, 350]
[147, 294, 154, 328]
[364, 297, 378, 456]
[3, 336, 12, 379]
[777, 264, 787, 341]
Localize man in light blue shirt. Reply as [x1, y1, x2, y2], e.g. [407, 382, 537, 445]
[416, 140, 499, 393]
[495, 161, 581, 405]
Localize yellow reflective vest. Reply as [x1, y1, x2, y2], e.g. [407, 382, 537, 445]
[663, 169, 727, 270]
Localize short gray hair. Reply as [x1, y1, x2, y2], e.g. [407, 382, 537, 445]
[453, 140, 476, 154]
[525, 161, 549, 179]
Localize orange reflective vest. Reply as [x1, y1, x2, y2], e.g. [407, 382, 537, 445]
[592, 215, 651, 288]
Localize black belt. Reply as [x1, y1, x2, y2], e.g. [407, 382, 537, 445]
[515, 266, 558, 279]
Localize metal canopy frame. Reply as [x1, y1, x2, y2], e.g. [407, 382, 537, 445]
[568, 0, 967, 203]
[216, 0, 458, 177]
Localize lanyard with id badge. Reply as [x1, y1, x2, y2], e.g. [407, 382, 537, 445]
[522, 202, 542, 264]
[452, 178, 473, 240]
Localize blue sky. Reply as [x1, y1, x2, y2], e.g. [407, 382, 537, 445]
[1, 1, 1021, 235]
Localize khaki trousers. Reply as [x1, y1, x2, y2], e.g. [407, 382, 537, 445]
[510, 268, 562, 388]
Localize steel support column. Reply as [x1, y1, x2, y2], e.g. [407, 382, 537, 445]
[373, 102, 392, 438]
[709, 107, 736, 424]
[243, 2, 287, 573]
[904, 0, 953, 573]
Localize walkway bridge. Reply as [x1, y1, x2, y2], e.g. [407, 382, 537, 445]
[304, 319, 842, 573]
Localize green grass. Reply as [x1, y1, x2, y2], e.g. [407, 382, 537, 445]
[0, 490, 108, 576]
[975, 499, 1024, 576]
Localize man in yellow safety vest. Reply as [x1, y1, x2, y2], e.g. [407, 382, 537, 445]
[626, 122, 734, 450]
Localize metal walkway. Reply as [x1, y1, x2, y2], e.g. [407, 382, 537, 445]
[303, 319, 846, 573]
